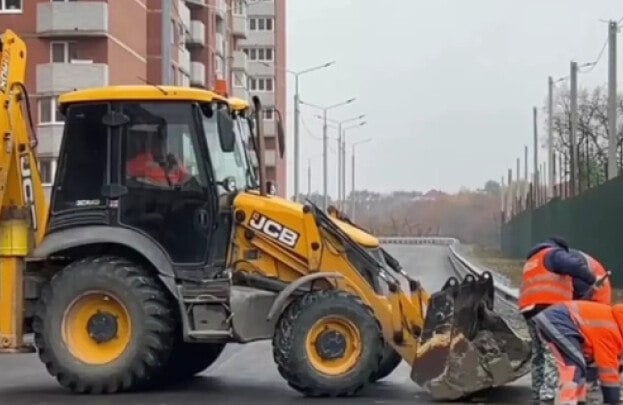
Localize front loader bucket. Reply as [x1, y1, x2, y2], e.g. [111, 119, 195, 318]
[410, 272, 532, 400]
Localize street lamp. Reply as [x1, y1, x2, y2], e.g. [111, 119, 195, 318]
[262, 60, 336, 202]
[342, 121, 367, 207]
[314, 114, 365, 206]
[351, 138, 372, 219]
[300, 97, 357, 210]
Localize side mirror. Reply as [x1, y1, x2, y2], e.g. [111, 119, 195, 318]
[216, 107, 236, 153]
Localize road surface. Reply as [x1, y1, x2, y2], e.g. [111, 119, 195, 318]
[0, 245, 532, 404]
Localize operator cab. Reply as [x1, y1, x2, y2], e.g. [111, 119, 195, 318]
[49, 86, 242, 277]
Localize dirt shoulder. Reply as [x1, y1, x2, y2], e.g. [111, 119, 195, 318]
[458, 244, 623, 303]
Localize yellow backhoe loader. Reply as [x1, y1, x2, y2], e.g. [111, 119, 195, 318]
[0, 29, 531, 400]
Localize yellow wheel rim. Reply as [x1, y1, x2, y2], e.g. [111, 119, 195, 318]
[305, 316, 362, 376]
[61, 291, 132, 365]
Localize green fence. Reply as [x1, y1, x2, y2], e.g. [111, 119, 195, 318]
[501, 175, 623, 287]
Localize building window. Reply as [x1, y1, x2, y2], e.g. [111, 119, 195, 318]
[39, 96, 63, 125]
[249, 17, 274, 31]
[249, 77, 273, 92]
[50, 42, 78, 63]
[263, 108, 273, 120]
[244, 47, 273, 62]
[0, 0, 21, 13]
[38, 157, 57, 186]
[233, 0, 246, 15]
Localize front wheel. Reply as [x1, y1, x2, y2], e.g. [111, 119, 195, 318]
[32, 256, 176, 394]
[272, 290, 383, 397]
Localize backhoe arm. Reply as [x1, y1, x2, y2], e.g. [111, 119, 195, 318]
[0, 29, 48, 352]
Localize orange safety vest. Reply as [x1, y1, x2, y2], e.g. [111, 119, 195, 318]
[519, 247, 574, 311]
[564, 301, 623, 389]
[127, 152, 189, 186]
[579, 252, 611, 305]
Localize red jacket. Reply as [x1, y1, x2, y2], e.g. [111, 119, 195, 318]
[127, 152, 189, 186]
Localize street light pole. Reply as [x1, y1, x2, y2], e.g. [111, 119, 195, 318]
[342, 121, 366, 207]
[303, 98, 357, 210]
[351, 138, 371, 220]
[263, 61, 335, 202]
[314, 114, 365, 209]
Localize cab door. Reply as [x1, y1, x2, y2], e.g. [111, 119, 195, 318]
[118, 101, 215, 265]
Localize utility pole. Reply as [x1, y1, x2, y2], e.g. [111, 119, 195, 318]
[516, 157, 520, 210]
[351, 147, 355, 218]
[608, 20, 618, 179]
[294, 76, 300, 201]
[524, 145, 528, 210]
[548, 76, 554, 196]
[533, 106, 539, 204]
[570, 61, 579, 195]
[323, 108, 328, 209]
[337, 124, 342, 207]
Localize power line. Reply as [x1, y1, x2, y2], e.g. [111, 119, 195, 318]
[579, 35, 609, 74]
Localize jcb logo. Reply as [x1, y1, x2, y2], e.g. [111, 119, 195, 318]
[20, 154, 37, 231]
[249, 212, 299, 248]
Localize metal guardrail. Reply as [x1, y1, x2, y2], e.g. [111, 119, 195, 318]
[379, 236, 519, 304]
[378, 237, 459, 246]
[448, 244, 519, 304]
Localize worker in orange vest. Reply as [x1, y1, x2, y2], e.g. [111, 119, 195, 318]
[533, 300, 623, 405]
[519, 237, 601, 402]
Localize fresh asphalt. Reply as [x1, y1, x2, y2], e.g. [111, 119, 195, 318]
[0, 245, 533, 404]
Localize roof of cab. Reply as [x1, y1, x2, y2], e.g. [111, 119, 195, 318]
[58, 85, 228, 105]
[228, 97, 250, 112]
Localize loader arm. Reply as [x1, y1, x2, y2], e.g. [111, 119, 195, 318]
[0, 29, 49, 352]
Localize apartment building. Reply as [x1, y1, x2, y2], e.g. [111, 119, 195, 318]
[0, 0, 286, 198]
[238, 0, 286, 196]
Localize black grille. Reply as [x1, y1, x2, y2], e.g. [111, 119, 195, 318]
[48, 209, 109, 231]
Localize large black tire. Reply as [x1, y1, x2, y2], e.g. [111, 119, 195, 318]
[32, 256, 176, 394]
[273, 290, 383, 397]
[166, 342, 226, 382]
[371, 344, 402, 381]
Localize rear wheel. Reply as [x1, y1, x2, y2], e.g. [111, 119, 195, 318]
[273, 290, 383, 397]
[166, 341, 226, 381]
[32, 256, 176, 394]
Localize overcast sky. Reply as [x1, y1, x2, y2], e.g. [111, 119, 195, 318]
[283, 0, 623, 196]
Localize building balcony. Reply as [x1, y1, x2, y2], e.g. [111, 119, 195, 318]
[178, 48, 191, 75]
[251, 91, 274, 107]
[232, 14, 247, 38]
[190, 62, 206, 87]
[179, 2, 191, 32]
[187, 20, 205, 47]
[37, 62, 108, 94]
[215, 33, 224, 56]
[215, 0, 227, 20]
[232, 50, 247, 71]
[263, 120, 276, 138]
[232, 86, 250, 101]
[264, 150, 277, 167]
[185, 0, 206, 8]
[37, 1, 108, 37]
[247, 61, 273, 76]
